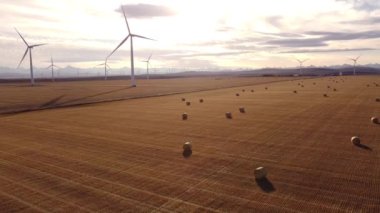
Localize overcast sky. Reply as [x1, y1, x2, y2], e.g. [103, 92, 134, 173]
[1, 0, 379, 70]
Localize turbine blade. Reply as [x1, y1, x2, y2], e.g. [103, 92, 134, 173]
[97, 63, 105, 66]
[132, 34, 155, 41]
[108, 35, 130, 58]
[47, 65, 52, 69]
[148, 53, 152, 61]
[356, 56, 361, 60]
[15, 28, 29, 46]
[31, 43, 47, 48]
[106, 65, 111, 69]
[121, 5, 131, 34]
[17, 48, 29, 68]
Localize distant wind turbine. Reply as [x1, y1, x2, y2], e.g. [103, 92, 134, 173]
[142, 54, 152, 80]
[97, 58, 111, 80]
[15, 28, 46, 85]
[108, 6, 155, 87]
[296, 58, 309, 76]
[46, 57, 59, 82]
[349, 56, 360, 75]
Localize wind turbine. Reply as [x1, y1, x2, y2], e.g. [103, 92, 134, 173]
[349, 56, 360, 75]
[16, 28, 46, 85]
[296, 58, 309, 76]
[142, 54, 152, 80]
[46, 56, 59, 82]
[108, 6, 155, 87]
[97, 58, 111, 80]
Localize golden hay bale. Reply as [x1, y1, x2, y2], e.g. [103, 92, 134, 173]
[351, 136, 360, 145]
[327, 86, 331, 89]
[242, 89, 245, 92]
[236, 93, 240, 96]
[225, 112, 232, 119]
[182, 113, 188, 120]
[181, 98, 186, 102]
[183, 142, 192, 151]
[239, 107, 245, 113]
[376, 98, 380, 102]
[323, 94, 328, 97]
[186, 101, 191, 106]
[251, 89, 254, 92]
[293, 90, 297, 94]
[301, 85, 304, 88]
[199, 98, 204, 103]
[265, 87, 268, 90]
[371, 117, 379, 124]
[333, 88, 337, 91]
[254, 167, 267, 179]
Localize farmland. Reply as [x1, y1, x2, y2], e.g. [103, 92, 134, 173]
[0, 76, 379, 212]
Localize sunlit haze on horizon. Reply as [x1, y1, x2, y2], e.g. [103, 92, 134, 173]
[1, 0, 380, 70]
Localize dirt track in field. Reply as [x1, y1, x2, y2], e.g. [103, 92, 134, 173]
[0, 76, 379, 212]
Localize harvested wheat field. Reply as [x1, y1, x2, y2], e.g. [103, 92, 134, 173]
[0, 76, 295, 114]
[0, 76, 379, 212]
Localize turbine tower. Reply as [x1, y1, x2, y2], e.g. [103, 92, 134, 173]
[142, 54, 152, 80]
[349, 56, 360, 75]
[16, 28, 46, 86]
[97, 58, 111, 80]
[46, 56, 59, 82]
[108, 6, 154, 87]
[296, 58, 309, 76]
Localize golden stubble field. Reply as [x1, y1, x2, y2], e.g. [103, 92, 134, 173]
[0, 76, 379, 212]
[0, 76, 295, 114]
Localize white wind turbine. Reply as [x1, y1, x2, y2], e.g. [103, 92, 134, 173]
[142, 54, 152, 80]
[46, 56, 59, 82]
[296, 58, 309, 76]
[349, 56, 360, 75]
[108, 6, 155, 87]
[97, 58, 111, 80]
[16, 28, 46, 85]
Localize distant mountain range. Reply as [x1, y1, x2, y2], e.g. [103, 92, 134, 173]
[0, 64, 379, 80]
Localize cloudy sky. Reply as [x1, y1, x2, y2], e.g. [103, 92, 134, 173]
[0, 0, 379, 70]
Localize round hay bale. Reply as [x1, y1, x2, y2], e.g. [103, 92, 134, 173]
[333, 88, 337, 91]
[351, 136, 360, 145]
[376, 98, 380, 102]
[367, 84, 370, 87]
[254, 167, 267, 180]
[301, 85, 304, 88]
[239, 107, 245, 113]
[313, 82, 316, 85]
[182, 113, 188, 120]
[183, 142, 192, 151]
[225, 112, 232, 119]
[251, 89, 254, 92]
[327, 86, 331, 89]
[371, 117, 379, 124]
[236, 93, 240, 97]
[242, 89, 245, 92]
[265, 87, 268, 90]
[323, 94, 328, 97]
[186, 101, 191, 106]
[199, 98, 204, 103]
[181, 98, 186, 102]
[293, 90, 297, 94]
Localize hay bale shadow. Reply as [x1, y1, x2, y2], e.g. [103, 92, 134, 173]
[183, 149, 192, 158]
[255, 177, 276, 193]
[355, 143, 372, 151]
